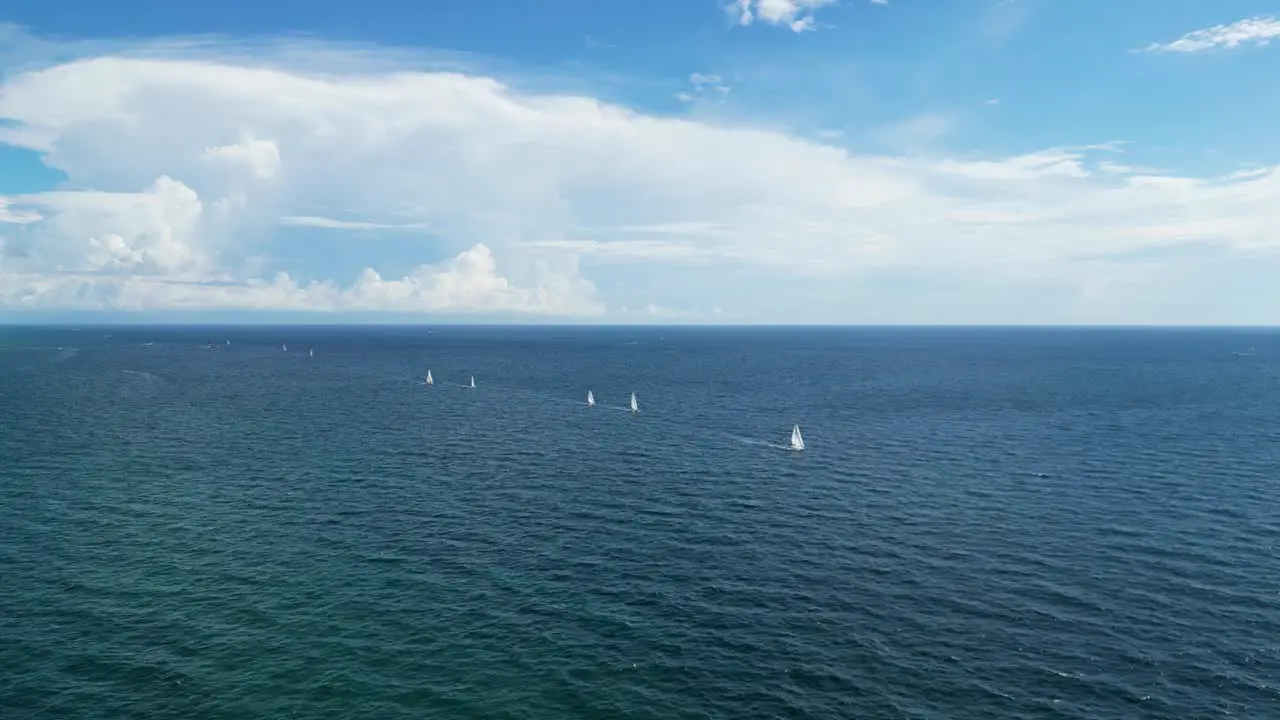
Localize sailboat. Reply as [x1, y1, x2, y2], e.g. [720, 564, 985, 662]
[282, 344, 287, 352]
[629, 392, 638, 413]
[789, 424, 805, 452]
[469, 376, 476, 389]
[586, 390, 595, 407]
[425, 369, 434, 386]
[308, 346, 314, 357]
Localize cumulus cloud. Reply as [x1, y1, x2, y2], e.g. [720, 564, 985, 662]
[203, 135, 282, 180]
[1141, 16, 1280, 53]
[11, 176, 209, 276]
[0, 242, 602, 314]
[0, 34, 1278, 322]
[728, 0, 838, 33]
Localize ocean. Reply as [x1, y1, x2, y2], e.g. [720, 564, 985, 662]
[1, 325, 1277, 719]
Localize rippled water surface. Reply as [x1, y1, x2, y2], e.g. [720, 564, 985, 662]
[2, 326, 1278, 719]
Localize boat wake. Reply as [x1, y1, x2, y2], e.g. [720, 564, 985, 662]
[121, 369, 162, 383]
[725, 435, 794, 452]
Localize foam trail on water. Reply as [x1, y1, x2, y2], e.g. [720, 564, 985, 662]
[121, 369, 159, 381]
[712, 431, 794, 452]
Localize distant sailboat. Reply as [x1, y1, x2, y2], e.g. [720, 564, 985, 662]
[586, 390, 595, 407]
[282, 344, 287, 352]
[789, 424, 805, 452]
[426, 369, 434, 386]
[629, 392, 638, 413]
[469, 376, 476, 389]
[308, 346, 314, 357]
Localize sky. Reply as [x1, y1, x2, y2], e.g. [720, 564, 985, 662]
[0, 1, 1278, 325]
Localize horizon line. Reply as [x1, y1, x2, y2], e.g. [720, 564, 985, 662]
[3, 322, 1278, 331]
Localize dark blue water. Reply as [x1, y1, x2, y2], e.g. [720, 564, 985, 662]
[2, 326, 1278, 719]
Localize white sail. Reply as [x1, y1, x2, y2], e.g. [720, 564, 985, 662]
[426, 369, 433, 385]
[789, 424, 805, 451]
[587, 390, 595, 407]
[308, 346, 314, 357]
[282, 344, 287, 352]
[629, 392, 638, 413]
[470, 376, 476, 389]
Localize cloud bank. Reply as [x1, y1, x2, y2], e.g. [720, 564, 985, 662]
[1, 33, 1278, 323]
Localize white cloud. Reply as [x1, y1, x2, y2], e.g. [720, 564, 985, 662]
[931, 149, 1089, 181]
[341, 243, 601, 314]
[0, 35, 1278, 322]
[278, 215, 428, 230]
[1097, 159, 1167, 176]
[728, 0, 838, 33]
[10, 176, 209, 276]
[203, 135, 282, 180]
[1141, 16, 1280, 53]
[0, 242, 603, 314]
[521, 238, 728, 263]
[678, 72, 731, 103]
[0, 198, 42, 224]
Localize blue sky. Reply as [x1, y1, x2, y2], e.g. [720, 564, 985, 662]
[1, 1, 1278, 324]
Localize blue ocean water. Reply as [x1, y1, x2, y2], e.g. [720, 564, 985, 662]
[1, 325, 1277, 719]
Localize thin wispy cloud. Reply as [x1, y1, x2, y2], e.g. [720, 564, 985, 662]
[279, 216, 429, 231]
[676, 72, 731, 102]
[1141, 16, 1280, 53]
